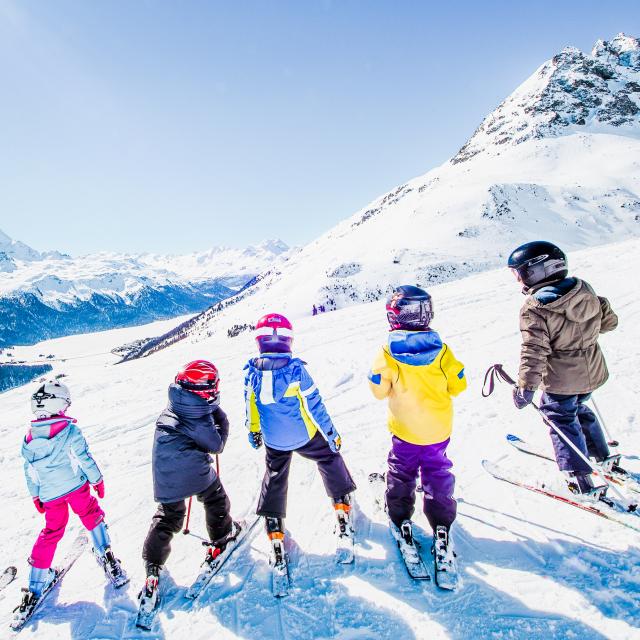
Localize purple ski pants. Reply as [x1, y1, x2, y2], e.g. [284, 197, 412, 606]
[386, 436, 456, 531]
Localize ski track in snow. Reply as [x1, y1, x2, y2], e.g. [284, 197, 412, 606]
[1, 240, 640, 639]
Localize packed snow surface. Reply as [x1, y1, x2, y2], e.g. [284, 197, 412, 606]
[0, 239, 638, 639]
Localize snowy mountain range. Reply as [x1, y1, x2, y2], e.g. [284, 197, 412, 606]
[0, 233, 291, 347]
[123, 33, 640, 360]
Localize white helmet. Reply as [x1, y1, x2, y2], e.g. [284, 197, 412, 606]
[31, 381, 71, 418]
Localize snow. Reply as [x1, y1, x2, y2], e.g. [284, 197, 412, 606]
[143, 131, 640, 355]
[0, 239, 638, 639]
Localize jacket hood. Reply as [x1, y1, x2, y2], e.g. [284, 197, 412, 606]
[529, 278, 600, 322]
[23, 417, 76, 463]
[245, 355, 305, 403]
[27, 417, 75, 442]
[167, 383, 216, 419]
[387, 330, 443, 366]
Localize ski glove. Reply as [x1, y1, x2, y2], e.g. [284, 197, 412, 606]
[326, 428, 342, 453]
[512, 387, 534, 410]
[33, 497, 45, 514]
[248, 431, 263, 449]
[92, 480, 105, 499]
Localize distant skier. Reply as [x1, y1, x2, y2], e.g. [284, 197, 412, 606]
[507, 241, 624, 495]
[368, 286, 466, 560]
[18, 381, 127, 608]
[312, 305, 318, 316]
[139, 360, 239, 608]
[244, 313, 356, 571]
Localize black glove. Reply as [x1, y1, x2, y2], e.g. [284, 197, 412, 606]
[512, 387, 534, 410]
[248, 431, 263, 449]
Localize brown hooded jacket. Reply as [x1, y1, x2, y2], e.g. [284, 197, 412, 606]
[518, 278, 618, 395]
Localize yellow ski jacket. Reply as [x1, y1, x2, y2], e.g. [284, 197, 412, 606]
[368, 330, 466, 445]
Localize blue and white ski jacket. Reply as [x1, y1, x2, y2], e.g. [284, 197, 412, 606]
[21, 417, 102, 503]
[244, 355, 337, 451]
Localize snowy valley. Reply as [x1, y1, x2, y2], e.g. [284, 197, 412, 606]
[0, 234, 291, 347]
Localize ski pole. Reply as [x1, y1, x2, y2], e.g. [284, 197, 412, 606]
[483, 364, 636, 512]
[183, 496, 193, 535]
[591, 396, 619, 448]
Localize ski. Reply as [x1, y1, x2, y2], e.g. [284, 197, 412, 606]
[10, 533, 88, 632]
[506, 434, 640, 495]
[389, 521, 431, 581]
[186, 517, 261, 600]
[483, 459, 640, 534]
[335, 507, 355, 564]
[0, 566, 17, 592]
[432, 526, 458, 590]
[269, 537, 290, 597]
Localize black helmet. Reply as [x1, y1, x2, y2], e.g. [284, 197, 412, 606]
[507, 241, 568, 288]
[386, 285, 434, 331]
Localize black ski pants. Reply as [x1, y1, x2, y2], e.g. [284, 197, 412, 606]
[257, 431, 356, 519]
[142, 476, 232, 566]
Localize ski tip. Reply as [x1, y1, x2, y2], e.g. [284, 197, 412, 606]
[506, 434, 522, 442]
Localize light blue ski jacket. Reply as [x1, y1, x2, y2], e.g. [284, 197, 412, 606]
[244, 355, 337, 451]
[21, 417, 102, 503]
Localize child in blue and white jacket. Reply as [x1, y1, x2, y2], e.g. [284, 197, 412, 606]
[244, 313, 356, 543]
[19, 380, 127, 602]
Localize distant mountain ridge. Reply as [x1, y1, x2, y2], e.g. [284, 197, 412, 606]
[121, 33, 640, 359]
[0, 232, 291, 346]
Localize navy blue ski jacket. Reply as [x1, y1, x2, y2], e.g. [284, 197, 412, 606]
[152, 383, 229, 503]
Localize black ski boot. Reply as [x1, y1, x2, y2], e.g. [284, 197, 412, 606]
[204, 521, 242, 565]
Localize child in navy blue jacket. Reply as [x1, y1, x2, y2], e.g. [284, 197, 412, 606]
[140, 361, 238, 603]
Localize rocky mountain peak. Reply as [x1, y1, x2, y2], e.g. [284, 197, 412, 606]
[452, 33, 640, 164]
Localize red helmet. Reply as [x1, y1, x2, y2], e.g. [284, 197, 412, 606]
[255, 313, 293, 354]
[175, 360, 220, 401]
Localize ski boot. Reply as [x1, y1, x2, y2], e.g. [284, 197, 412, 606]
[432, 525, 458, 590]
[565, 472, 608, 502]
[390, 519, 421, 563]
[333, 494, 355, 563]
[90, 522, 129, 588]
[11, 566, 56, 629]
[203, 520, 242, 565]
[266, 517, 289, 596]
[136, 563, 162, 628]
[332, 494, 354, 537]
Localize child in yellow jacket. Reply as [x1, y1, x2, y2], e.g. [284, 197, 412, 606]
[368, 286, 466, 546]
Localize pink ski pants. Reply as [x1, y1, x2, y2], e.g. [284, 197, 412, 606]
[30, 482, 104, 569]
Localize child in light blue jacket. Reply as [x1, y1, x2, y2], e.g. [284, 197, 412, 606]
[19, 381, 127, 605]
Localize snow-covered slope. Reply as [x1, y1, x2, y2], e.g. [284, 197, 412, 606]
[0, 233, 291, 346]
[0, 238, 638, 639]
[127, 34, 640, 358]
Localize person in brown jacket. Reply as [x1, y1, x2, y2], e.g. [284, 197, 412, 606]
[507, 240, 621, 496]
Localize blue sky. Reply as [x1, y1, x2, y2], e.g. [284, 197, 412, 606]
[0, 1, 638, 255]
